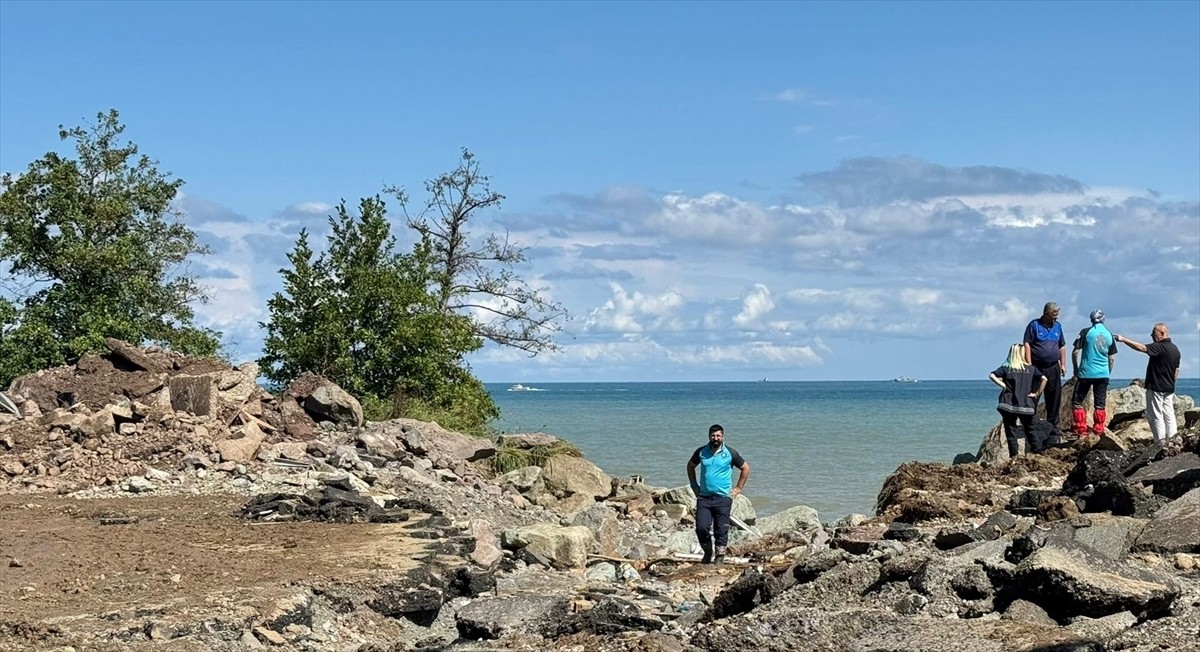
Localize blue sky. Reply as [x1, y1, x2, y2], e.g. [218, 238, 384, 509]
[2, 1, 1198, 382]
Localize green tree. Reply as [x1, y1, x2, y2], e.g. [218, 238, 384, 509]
[392, 149, 567, 355]
[259, 197, 497, 434]
[0, 110, 218, 386]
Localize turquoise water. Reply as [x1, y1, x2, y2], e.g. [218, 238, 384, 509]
[489, 379, 1200, 522]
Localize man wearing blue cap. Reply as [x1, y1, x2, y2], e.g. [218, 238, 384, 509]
[1071, 309, 1118, 437]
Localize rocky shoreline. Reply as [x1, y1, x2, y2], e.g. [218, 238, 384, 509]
[2, 341, 1199, 651]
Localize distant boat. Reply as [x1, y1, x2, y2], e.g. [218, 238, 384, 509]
[507, 384, 545, 392]
[893, 376, 920, 383]
[759, 377, 769, 382]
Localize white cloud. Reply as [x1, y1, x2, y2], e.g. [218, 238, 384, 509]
[292, 201, 333, 213]
[170, 156, 1198, 381]
[769, 88, 837, 107]
[584, 283, 686, 334]
[964, 299, 1031, 330]
[900, 288, 940, 307]
[733, 284, 775, 329]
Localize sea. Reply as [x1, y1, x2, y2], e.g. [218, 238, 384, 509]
[487, 378, 1200, 523]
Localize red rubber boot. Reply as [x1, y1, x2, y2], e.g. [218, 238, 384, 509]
[1073, 408, 1089, 437]
[1093, 409, 1107, 436]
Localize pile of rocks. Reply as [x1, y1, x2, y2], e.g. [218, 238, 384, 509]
[241, 481, 415, 524]
[0, 339, 366, 492]
[5, 341, 1200, 652]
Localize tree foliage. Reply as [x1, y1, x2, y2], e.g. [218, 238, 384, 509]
[258, 197, 498, 435]
[0, 110, 219, 386]
[392, 149, 567, 355]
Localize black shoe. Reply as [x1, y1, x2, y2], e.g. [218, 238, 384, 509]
[700, 544, 713, 564]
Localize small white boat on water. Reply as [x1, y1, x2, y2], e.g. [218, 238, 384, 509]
[893, 376, 920, 383]
[507, 383, 546, 392]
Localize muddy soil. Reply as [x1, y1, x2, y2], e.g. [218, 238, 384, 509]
[0, 492, 431, 651]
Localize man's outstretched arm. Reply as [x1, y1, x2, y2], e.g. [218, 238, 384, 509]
[1115, 334, 1149, 353]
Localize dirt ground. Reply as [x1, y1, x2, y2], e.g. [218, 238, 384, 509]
[0, 492, 432, 651]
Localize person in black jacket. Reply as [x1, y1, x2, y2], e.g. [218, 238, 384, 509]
[1116, 323, 1182, 443]
[990, 343, 1049, 457]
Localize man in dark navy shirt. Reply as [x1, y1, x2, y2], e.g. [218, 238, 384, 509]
[686, 424, 750, 564]
[1116, 323, 1181, 443]
[1023, 302, 1067, 434]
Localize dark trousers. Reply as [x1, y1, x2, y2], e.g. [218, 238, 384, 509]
[1000, 410, 1033, 457]
[695, 494, 733, 549]
[1072, 378, 1110, 409]
[1035, 363, 1062, 430]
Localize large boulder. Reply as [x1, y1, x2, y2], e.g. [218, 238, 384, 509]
[500, 524, 593, 569]
[215, 422, 266, 463]
[1133, 487, 1200, 553]
[542, 455, 611, 499]
[1061, 449, 1167, 517]
[1037, 514, 1147, 560]
[456, 595, 566, 640]
[1011, 545, 1178, 620]
[1128, 453, 1200, 499]
[756, 505, 821, 536]
[304, 383, 363, 427]
[657, 485, 696, 507]
[731, 494, 757, 525]
[496, 466, 544, 496]
[390, 419, 495, 465]
[1106, 384, 1148, 426]
[571, 503, 621, 556]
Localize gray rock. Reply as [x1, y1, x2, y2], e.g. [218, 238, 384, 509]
[893, 592, 929, 615]
[357, 431, 400, 459]
[756, 505, 819, 536]
[1066, 611, 1138, 641]
[500, 524, 593, 569]
[1106, 384, 1148, 425]
[1105, 597, 1200, 651]
[658, 485, 695, 506]
[542, 455, 611, 499]
[392, 419, 495, 464]
[664, 531, 698, 555]
[1069, 514, 1147, 560]
[583, 562, 617, 583]
[731, 493, 756, 525]
[455, 595, 566, 640]
[1134, 486, 1200, 553]
[303, 382, 363, 427]
[1129, 453, 1200, 499]
[571, 503, 620, 557]
[121, 476, 155, 493]
[1001, 599, 1057, 627]
[833, 523, 887, 555]
[883, 522, 921, 542]
[496, 466, 544, 496]
[1012, 545, 1178, 620]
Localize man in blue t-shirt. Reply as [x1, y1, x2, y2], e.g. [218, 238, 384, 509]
[1023, 302, 1067, 434]
[686, 424, 750, 564]
[1071, 309, 1118, 437]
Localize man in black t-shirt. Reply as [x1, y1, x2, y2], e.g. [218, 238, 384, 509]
[1116, 323, 1181, 443]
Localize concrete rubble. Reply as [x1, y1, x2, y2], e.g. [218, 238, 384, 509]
[1, 344, 1199, 651]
